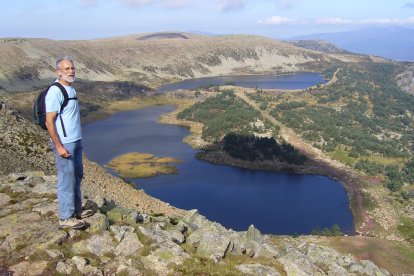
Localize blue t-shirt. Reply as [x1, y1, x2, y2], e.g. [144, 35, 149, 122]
[45, 81, 82, 144]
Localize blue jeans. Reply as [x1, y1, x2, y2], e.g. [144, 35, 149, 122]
[51, 140, 84, 220]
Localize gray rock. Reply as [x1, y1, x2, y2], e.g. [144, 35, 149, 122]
[227, 229, 280, 259]
[133, 212, 149, 223]
[72, 256, 103, 276]
[110, 225, 135, 242]
[30, 181, 56, 195]
[278, 247, 318, 276]
[175, 220, 188, 234]
[68, 229, 83, 239]
[46, 249, 64, 259]
[348, 260, 389, 276]
[116, 264, 143, 276]
[0, 193, 11, 207]
[142, 241, 190, 275]
[72, 256, 88, 268]
[82, 231, 116, 256]
[84, 212, 109, 234]
[26, 176, 45, 185]
[150, 215, 170, 224]
[187, 222, 231, 258]
[56, 261, 73, 274]
[139, 224, 184, 244]
[210, 253, 223, 263]
[115, 231, 143, 256]
[156, 221, 167, 229]
[9, 261, 49, 276]
[305, 243, 341, 270]
[327, 263, 349, 276]
[236, 263, 281, 276]
[181, 209, 210, 231]
[7, 172, 28, 182]
[246, 224, 264, 243]
[94, 195, 106, 209]
[32, 201, 58, 216]
[170, 229, 186, 244]
[104, 206, 135, 224]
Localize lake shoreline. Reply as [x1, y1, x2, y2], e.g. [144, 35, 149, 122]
[158, 104, 364, 233]
[80, 79, 365, 235]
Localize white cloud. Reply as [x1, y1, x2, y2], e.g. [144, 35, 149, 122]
[360, 17, 414, 25]
[120, 0, 158, 6]
[258, 15, 414, 27]
[218, 0, 245, 12]
[315, 17, 354, 25]
[118, 0, 193, 9]
[258, 16, 298, 25]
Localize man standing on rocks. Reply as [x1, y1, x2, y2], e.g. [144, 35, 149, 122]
[45, 56, 92, 229]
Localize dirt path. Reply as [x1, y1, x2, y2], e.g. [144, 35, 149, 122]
[234, 89, 374, 234]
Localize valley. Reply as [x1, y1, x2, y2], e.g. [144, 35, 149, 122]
[1, 32, 414, 274]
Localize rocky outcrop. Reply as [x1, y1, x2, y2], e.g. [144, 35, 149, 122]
[0, 107, 55, 176]
[0, 172, 390, 275]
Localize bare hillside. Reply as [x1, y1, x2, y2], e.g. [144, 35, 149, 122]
[0, 33, 349, 92]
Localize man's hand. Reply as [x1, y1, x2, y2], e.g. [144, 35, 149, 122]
[56, 144, 71, 158]
[46, 111, 69, 157]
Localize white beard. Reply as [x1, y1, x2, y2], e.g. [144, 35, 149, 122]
[61, 75, 75, 83]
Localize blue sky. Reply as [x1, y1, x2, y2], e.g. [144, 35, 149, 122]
[1, 0, 413, 40]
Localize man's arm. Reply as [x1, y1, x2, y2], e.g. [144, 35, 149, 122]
[46, 112, 70, 158]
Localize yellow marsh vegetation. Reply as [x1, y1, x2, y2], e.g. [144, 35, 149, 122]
[106, 152, 182, 178]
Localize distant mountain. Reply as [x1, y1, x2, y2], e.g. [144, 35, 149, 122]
[285, 40, 349, 54]
[292, 26, 414, 61]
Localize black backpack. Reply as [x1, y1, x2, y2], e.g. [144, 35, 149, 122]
[33, 82, 77, 137]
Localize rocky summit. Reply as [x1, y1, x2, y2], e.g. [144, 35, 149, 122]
[0, 171, 390, 275]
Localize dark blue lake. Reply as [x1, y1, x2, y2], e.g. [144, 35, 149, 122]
[83, 105, 354, 235]
[157, 72, 326, 92]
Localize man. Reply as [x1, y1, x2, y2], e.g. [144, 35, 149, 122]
[45, 56, 92, 229]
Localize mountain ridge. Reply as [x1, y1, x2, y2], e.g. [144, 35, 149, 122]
[0, 32, 367, 92]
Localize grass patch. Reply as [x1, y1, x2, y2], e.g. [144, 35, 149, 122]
[328, 149, 356, 165]
[105, 152, 182, 178]
[364, 155, 406, 167]
[0, 187, 29, 202]
[174, 257, 243, 275]
[397, 217, 414, 243]
[320, 236, 414, 275]
[174, 254, 286, 276]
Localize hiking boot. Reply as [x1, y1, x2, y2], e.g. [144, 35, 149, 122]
[58, 217, 85, 230]
[75, 208, 94, 219]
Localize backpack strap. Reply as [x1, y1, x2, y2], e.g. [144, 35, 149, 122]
[50, 82, 77, 138]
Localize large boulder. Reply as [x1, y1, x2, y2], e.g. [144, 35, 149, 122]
[73, 231, 116, 256]
[115, 231, 143, 256]
[84, 212, 110, 234]
[138, 224, 185, 244]
[141, 240, 190, 275]
[187, 221, 231, 259]
[235, 263, 281, 276]
[229, 225, 280, 258]
[277, 246, 319, 276]
[348, 260, 389, 276]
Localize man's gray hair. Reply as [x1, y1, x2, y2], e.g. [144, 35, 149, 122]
[56, 56, 74, 69]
